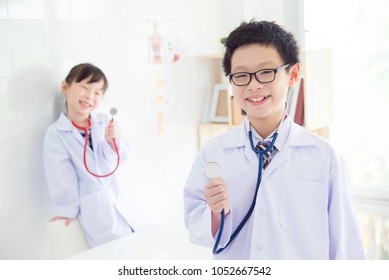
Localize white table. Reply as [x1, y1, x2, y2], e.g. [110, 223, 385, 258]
[69, 219, 212, 260]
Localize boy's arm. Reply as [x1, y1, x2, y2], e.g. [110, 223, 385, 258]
[184, 158, 233, 248]
[327, 148, 365, 259]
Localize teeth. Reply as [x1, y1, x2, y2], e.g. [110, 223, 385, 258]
[249, 96, 268, 102]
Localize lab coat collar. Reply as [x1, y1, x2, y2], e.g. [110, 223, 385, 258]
[56, 111, 74, 131]
[244, 116, 290, 152]
[221, 116, 319, 168]
[221, 116, 318, 149]
[55, 112, 106, 150]
[56, 111, 104, 132]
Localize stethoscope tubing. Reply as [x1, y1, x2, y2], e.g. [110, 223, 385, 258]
[212, 104, 287, 255]
[212, 131, 278, 255]
[72, 119, 120, 178]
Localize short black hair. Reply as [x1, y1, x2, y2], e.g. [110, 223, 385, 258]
[222, 20, 300, 76]
[65, 63, 108, 92]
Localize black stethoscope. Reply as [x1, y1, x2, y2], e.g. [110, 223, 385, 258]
[204, 108, 286, 255]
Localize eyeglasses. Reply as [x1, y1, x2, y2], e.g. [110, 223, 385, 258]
[229, 64, 290, 86]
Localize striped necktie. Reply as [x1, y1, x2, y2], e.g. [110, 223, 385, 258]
[256, 141, 276, 169]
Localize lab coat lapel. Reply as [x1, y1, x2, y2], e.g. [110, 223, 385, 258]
[90, 113, 100, 155]
[90, 112, 110, 157]
[56, 112, 86, 146]
[71, 129, 86, 147]
[263, 117, 292, 176]
[264, 121, 317, 177]
[243, 137, 259, 167]
[222, 119, 258, 167]
[264, 145, 290, 176]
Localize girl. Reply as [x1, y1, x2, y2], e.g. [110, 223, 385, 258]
[44, 63, 139, 247]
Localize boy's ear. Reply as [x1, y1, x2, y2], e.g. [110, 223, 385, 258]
[288, 63, 301, 87]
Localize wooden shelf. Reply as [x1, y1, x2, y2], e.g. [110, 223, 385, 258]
[198, 123, 237, 147]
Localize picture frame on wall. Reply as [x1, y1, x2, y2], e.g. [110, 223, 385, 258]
[209, 84, 229, 123]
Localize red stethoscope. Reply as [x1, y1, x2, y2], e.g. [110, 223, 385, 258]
[71, 108, 120, 178]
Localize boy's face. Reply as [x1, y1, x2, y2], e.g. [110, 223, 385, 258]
[230, 44, 299, 124]
[62, 77, 104, 119]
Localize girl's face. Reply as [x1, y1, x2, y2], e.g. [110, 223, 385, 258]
[61, 77, 105, 120]
[230, 44, 300, 125]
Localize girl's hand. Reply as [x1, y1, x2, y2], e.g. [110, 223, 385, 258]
[105, 120, 120, 145]
[50, 216, 74, 226]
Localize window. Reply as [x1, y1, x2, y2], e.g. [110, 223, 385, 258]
[304, 0, 389, 189]
[304, 0, 389, 259]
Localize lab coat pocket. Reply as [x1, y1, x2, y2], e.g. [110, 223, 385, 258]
[279, 177, 326, 235]
[80, 191, 113, 233]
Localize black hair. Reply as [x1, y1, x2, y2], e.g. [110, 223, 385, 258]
[222, 20, 300, 76]
[65, 63, 108, 92]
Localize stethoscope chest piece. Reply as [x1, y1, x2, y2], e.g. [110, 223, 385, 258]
[204, 161, 221, 180]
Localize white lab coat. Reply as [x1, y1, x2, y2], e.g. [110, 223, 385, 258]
[184, 116, 365, 259]
[44, 112, 142, 247]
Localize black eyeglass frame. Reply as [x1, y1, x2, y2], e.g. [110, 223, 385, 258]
[229, 63, 290, 86]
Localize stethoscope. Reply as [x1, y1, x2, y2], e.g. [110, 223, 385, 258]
[204, 104, 286, 255]
[71, 108, 120, 178]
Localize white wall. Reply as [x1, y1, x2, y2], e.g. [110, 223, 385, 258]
[0, 0, 296, 259]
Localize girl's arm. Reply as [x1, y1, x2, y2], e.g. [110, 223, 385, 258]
[43, 128, 80, 219]
[50, 216, 74, 226]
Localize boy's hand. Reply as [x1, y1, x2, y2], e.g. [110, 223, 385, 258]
[204, 178, 230, 215]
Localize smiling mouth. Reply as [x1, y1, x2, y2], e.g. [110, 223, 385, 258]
[80, 100, 92, 107]
[247, 95, 270, 102]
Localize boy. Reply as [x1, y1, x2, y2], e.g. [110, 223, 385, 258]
[183, 21, 365, 259]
